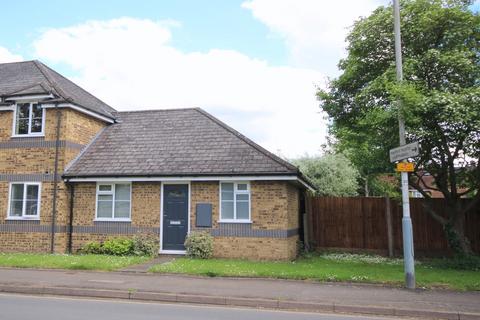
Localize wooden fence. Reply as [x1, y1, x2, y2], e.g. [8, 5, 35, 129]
[306, 197, 480, 256]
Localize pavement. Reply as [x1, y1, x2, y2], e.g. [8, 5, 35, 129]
[0, 267, 478, 319]
[119, 256, 175, 273]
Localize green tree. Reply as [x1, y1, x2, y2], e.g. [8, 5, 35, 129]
[318, 0, 479, 254]
[292, 154, 360, 196]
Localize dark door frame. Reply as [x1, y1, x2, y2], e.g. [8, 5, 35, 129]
[160, 182, 190, 254]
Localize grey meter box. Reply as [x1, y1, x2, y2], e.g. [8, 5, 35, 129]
[196, 203, 212, 227]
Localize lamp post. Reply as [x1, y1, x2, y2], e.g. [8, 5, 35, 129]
[393, 0, 415, 289]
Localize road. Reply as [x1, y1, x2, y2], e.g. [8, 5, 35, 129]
[0, 293, 399, 320]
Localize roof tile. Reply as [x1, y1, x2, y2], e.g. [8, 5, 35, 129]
[64, 108, 298, 177]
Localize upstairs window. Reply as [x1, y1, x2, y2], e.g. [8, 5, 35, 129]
[220, 182, 251, 222]
[14, 102, 44, 136]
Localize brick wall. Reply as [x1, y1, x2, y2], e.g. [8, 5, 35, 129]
[0, 107, 108, 253]
[70, 182, 161, 252]
[69, 180, 300, 260]
[191, 181, 300, 260]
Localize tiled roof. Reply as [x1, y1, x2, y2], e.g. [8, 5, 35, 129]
[64, 108, 299, 177]
[0, 60, 116, 119]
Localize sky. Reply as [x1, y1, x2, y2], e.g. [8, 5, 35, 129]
[1, 0, 478, 158]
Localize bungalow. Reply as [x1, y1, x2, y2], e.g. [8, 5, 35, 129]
[0, 60, 313, 260]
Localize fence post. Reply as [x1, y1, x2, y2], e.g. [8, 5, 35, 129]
[385, 197, 394, 257]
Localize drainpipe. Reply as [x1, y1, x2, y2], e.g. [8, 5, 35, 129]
[50, 104, 61, 253]
[67, 181, 75, 254]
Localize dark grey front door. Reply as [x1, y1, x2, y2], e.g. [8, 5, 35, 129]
[162, 184, 189, 251]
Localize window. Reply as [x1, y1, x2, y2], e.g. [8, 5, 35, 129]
[8, 183, 41, 219]
[13, 102, 44, 136]
[96, 183, 131, 220]
[220, 182, 250, 222]
[409, 189, 431, 198]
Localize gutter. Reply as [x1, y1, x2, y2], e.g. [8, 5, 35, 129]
[63, 173, 316, 192]
[50, 104, 61, 253]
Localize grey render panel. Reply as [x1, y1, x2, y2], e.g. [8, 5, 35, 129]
[0, 173, 62, 182]
[0, 139, 84, 150]
[194, 223, 299, 238]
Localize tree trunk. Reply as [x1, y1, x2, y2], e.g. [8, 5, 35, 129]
[444, 206, 472, 256]
[423, 199, 473, 256]
[364, 177, 369, 197]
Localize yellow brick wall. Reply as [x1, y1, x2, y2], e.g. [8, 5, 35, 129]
[131, 182, 161, 227]
[0, 107, 108, 253]
[287, 183, 300, 229]
[213, 236, 298, 260]
[72, 182, 160, 227]
[70, 182, 161, 251]
[191, 181, 300, 260]
[250, 181, 289, 230]
[0, 111, 13, 141]
[190, 182, 219, 229]
[62, 109, 106, 165]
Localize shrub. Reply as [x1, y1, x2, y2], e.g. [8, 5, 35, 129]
[102, 238, 134, 256]
[78, 235, 159, 256]
[184, 231, 213, 259]
[79, 241, 103, 254]
[132, 234, 159, 256]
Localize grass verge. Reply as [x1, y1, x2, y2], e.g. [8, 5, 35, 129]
[0, 253, 151, 271]
[150, 253, 480, 291]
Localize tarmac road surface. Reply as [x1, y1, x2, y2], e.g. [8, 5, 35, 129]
[0, 293, 399, 320]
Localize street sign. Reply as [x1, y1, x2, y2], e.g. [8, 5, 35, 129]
[396, 162, 414, 172]
[389, 142, 419, 163]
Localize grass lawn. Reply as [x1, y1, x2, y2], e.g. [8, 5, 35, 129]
[150, 253, 480, 291]
[0, 253, 151, 271]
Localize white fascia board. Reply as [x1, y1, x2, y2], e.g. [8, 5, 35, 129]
[65, 175, 315, 191]
[0, 105, 15, 111]
[42, 103, 114, 123]
[5, 94, 54, 101]
[66, 175, 299, 182]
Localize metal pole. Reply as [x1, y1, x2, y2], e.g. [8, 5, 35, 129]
[393, 0, 415, 289]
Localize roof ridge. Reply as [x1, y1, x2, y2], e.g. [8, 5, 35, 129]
[31, 60, 69, 99]
[0, 60, 35, 66]
[194, 108, 298, 173]
[116, 107, 199, 114]
[34, 61, 117, 116]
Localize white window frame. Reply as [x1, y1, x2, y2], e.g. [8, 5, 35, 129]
[95, 182, 132, 221]
[12, 102, 46, 137]
[7, 182, 41, 220]
[219, 181, 251, 223]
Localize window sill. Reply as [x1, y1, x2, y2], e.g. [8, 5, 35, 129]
[94, 219, 132, 222]
[5, 217, 40, 221]
[11, 134, 45, 138]
[218, 220, 252, 224]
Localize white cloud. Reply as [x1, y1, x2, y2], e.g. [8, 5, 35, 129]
[242, 0, 383, 75]
[33, 17, 327, 158]
[0, 47, 23, 63]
